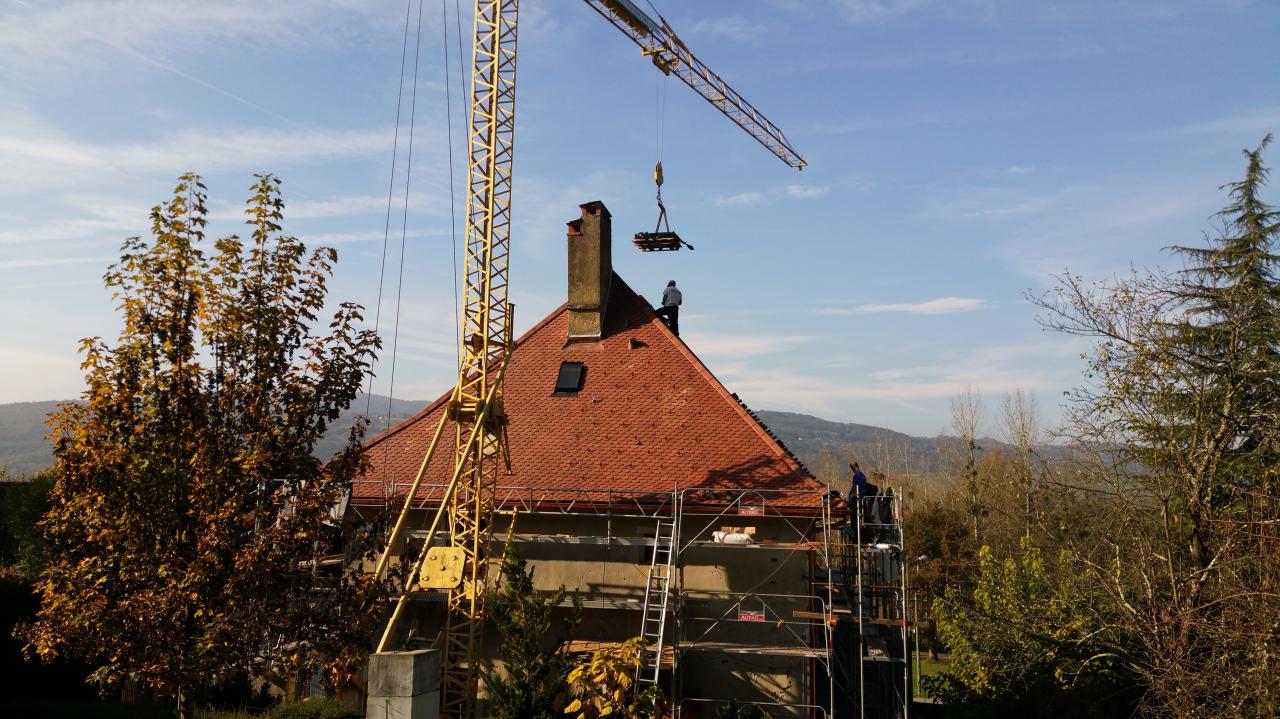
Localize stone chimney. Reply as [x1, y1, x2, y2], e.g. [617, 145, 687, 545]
[565, 201, 612, 341]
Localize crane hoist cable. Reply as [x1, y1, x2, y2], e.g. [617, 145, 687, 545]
[443, 0, 463, 364]
[644, 63, 693, 250]
[384, 0, 427, 436]
[363, 0, 416, 425]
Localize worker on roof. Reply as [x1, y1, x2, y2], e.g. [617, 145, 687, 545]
[655, 280, 682, 336]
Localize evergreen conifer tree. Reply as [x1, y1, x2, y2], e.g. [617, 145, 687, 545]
[486, 543, 581, 719]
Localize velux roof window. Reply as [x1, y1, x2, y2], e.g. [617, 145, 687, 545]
[553, 361, 586, 396]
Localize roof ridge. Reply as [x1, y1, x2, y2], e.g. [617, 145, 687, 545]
[629, 281, 824, 493]
[354, 273, 828, 509]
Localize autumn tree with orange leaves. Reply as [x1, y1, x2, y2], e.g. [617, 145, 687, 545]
[20, 174, 391, 716]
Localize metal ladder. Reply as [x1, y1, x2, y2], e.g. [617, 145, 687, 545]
[638, 514, 677, 685]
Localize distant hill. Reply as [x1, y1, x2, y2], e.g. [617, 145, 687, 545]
[755, 410, 948, 478]
[313, 394, 430, 461]
[0, 395, 431, 478]
[1, 398, 948, 481]
[0, 401, 66, 477]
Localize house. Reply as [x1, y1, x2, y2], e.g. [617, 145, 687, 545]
[350, 202, 898, 718]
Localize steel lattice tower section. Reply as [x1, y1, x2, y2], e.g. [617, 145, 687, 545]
[442, 2, 518, 716]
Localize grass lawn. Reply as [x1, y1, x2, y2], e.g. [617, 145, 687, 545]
[913, 653, 950, 698]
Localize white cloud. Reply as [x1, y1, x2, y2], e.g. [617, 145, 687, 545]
[680, 332, 811, 359]
[706, 340, 1078, 432]
[821, 297, 990, 315]
[785, 184, 830, 199]
[0, 216, 134, 246]
[0, 280, 100, 292]
[0, 184, 445, 250]
[827, 0, 935, 24]
[774, 0, 1220, 28]
[711, 191, 768, 208]
[286, 195, 396, 221]
[0, 257, 106, 270]
[684, 15, 771, 44]
[931, 173, 1224, 280]
[712, 183, 835, 207]
[0, 1, 387, 66]
[0, 126, 392, 185]
[1143, 105, 1280, 142]
[512, 169, 639, 257]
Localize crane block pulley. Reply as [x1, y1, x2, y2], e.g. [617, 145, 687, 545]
[633, 162, 693, 252]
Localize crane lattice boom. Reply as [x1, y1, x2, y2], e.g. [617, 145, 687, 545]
[584, 0, 806, 169]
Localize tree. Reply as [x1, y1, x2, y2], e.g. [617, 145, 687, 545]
[0, 469, 53, 582]
[20, 174, 390, 716]
[925, 539, 1138, 717]
[1032, 135, 1280, 717]
[999, 390, 1041, 539]
[486, 542, 581, 719]
[902, 496, 973, 660]
[949, 387, 986, 544]
[563, 637, 665, 719]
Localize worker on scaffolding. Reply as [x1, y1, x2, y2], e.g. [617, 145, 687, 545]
[850, 462, 882, 540]
[849, 462, 878, 500]
[655, 280, 682, 336]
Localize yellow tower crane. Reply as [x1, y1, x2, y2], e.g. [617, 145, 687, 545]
[371, 2, 806, 717]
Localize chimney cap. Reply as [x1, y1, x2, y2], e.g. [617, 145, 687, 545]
[579, 200, 611, 218]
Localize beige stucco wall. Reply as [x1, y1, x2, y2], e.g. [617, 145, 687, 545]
[369, 507, 825, 713]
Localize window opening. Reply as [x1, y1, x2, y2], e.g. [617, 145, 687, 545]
[553, 361, 586, 396]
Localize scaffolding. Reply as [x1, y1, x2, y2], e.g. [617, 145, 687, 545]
[832, 490, 910, 719]
[354, 479, 908, 718]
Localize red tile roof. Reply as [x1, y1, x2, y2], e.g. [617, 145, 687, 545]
[352, 274, 827, 514]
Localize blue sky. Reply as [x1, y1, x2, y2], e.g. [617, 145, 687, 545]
[1, 0, 1277, 438]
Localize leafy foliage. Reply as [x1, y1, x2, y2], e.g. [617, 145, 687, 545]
[19, 174, 392, 708]
[714, 698, 767, 718]
[924, 539, 1137, 717]
[0, 469, 52, 581]
[486, 542, 581, 719]
[563, 637, 665, 719]
[1025, 135, 1280, 717]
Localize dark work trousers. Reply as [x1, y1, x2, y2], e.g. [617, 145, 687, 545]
[655, 305, 679, 335]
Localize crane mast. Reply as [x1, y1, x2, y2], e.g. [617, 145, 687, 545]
[373, 3, 518, 718]
[441, 2, 518, 716]
[372, 3, 803, 718]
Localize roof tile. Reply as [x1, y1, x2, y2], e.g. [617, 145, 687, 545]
[353, 274, 825, 512]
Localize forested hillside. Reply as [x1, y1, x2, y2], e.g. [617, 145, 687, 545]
[3, 401, 946, 479]
[0, 395, 430, 477]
